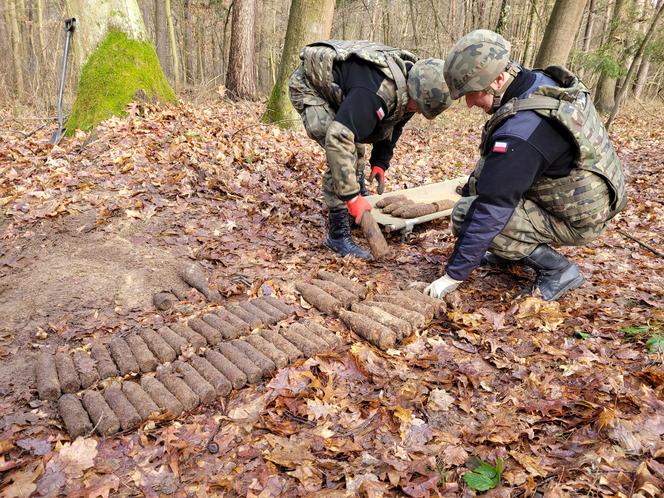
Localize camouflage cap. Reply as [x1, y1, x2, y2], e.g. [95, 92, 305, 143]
[444, 29, 511, 100]
[406, 58, 451, 119]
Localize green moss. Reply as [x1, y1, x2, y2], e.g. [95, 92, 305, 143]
[262, 81, 299, 128]
[66, 30, 175, 133]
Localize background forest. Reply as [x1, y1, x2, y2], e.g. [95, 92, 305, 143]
[2, 0, 664, 115]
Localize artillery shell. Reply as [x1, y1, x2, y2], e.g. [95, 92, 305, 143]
[72, 351, 99, 389]
[188, 317, 222, 345]
[310, 279, 357, 308]
[157, 370, 200, 411]
[36, 352, 61, 401]
[157, 326, 188, 354]
[191, 355, 232, 396]
[153, 291, 178, 311]
[373, 294, 433, 321]
[245, 334, 288, 369]
[169, 322, 206, 350]
[205, 350, 247, 389]
[260, 330, 303, 362]
[398, 289, 445, 317]
[201, 313, 237, 340]
[122, 381, 160, 419]
[238, 301, 274, 325]
[359, 211, 389, 260]
[262, 296, 296, 316]
[172, 361, 216, 405]
[226, 303, 262, 329]
[302, 320, 343, 348]
[369, 298, 427, 329]
[290, 322, 329, 351]
[108, 337, 140, 376]
[179, 261, 222, 302]
[295, 282, 342, 315]
[316, 270, 367, 299]
[58, 394, 93, 438]
[140, 328, 176, 363]
[55, 352, 81, 394]
[216, 342, 262, 383]
[252, 298, 287, 322]
[382, 198, 414, 214]
[338, 309, 396, 350]
[231, 339, 276, 375]
[90, 343, 118, 379]
[141, 376, 183, 417]
[82, 390, 120, 436]
[281, 326, 320, 357]
[351, 302, 410, 341]
[103, 382, 142, 430]
[375, 194, 408, 208]
[125, 334, 158, 373]
[213, 307, 250, 335]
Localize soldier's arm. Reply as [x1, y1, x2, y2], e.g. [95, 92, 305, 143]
[369, 114, 414, 170]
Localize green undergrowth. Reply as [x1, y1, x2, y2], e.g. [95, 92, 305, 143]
[66, 30, 175, 134]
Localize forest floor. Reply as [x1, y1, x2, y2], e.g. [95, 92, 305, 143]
[0, 97, 662, 497]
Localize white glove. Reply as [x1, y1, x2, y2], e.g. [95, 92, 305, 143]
[424, 274, 462, 299]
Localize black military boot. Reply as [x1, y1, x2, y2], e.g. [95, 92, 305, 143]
[480, 251, 522, 268]
[325, 209, 371, 259]
[357, 168, 369, 196]
[523, 244, 585, 301]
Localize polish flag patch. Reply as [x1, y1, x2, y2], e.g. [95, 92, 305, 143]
[376, 107, 385, 121]
[493, 141, 508, 153]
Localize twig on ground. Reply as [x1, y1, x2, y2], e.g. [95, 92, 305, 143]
[617, 229, 664, 258]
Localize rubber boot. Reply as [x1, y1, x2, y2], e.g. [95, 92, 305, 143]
[324, 209, 371, 259]
[523, 244, 585, 301]
[480, 251, 522, 268]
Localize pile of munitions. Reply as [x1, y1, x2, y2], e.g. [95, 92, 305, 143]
[295, 270, 444, 350]
[36, 270, 443, 439]
[36, 294, 342, 438]
[375, 195, 456, 219]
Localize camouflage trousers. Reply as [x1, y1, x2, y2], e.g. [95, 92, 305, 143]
[288, 65, 366, 210]
[451, 193, 611, 260]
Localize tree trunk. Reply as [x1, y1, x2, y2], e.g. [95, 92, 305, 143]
[64, 0, 175, 133]
[582, 0, 596, 52]
[534, 0, 588, 68]
[606, 0, 664, 128]
[262, 0, 334, 125]
[594, 0, 629, 112]
[184, 0, 194, 84]
[154, 0, 170, 76]
[6, 0, 24, 97]
[495, 0, 509, 34]
[523, 0, 538, 66]
[165, 0, 181, 91]
[226, 0, 258, 100]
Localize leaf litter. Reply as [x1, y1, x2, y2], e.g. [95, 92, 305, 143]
[0, 100, 662, 496]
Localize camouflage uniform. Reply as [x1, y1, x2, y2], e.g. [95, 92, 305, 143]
[288, 40, 448, 209]
[451, 66, 626, 262]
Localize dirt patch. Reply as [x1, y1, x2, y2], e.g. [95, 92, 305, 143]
[0, 211, 191, 399]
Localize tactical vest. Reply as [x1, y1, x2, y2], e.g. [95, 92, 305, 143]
[299, 40, 418, 132]
[478, 66, 627, 224]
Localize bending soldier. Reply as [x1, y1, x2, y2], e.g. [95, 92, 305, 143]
[425, 29, 627, 301]
[289, 40, 451, 259]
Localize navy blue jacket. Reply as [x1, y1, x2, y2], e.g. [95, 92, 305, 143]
[445, 68, 577, 281]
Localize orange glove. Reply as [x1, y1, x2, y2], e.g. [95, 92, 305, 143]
[369, 166, 385, 194]
[346, 195, 372, 224]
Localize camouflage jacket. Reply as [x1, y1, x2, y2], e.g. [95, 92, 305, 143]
[300, 40, 418, 131]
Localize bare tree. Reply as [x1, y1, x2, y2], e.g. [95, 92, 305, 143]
[534, 0, 588, 68]
[226, 0, 258, 100]
[64, 0, 175, 132]
[262, 0, 334, 126]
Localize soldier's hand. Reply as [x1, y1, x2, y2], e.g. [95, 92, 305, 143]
[346, 195, 372, 224]
[424, 274, 462, 299]
[369, 166, 385, 195]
